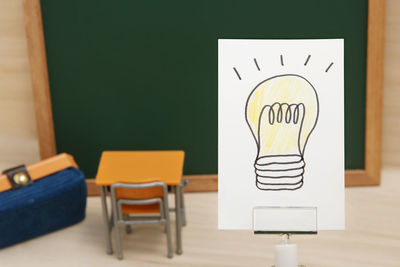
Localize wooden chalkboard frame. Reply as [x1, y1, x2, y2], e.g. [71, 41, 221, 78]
[22, 0, 385, 195]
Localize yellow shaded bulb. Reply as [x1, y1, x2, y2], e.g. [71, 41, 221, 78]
[245, 74, 319, 190]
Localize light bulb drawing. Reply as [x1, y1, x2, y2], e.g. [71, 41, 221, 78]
[219, 39, 344, 231]
[244, 73, 319, 191]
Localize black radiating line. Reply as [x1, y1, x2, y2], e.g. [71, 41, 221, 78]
[280, 55, 284, 66]
[233, 67, 241, 80]
[325, 62, 334, 72]
[254, 58, 260, 71]
[304, 55, 311, 66]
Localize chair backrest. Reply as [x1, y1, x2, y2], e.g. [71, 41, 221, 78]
[115, 186, 163, 200]
[110, 182, 168, 217]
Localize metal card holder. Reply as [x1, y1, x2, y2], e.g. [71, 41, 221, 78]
[253, 206, 317, 267]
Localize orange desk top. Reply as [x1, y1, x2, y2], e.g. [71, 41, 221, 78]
[95, 151, 185, 186]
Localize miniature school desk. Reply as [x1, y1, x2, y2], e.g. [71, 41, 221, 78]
[95, 151, 185, 255]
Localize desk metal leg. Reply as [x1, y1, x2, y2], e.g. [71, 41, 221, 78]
[180, 183, 187, 226]
[100, 186, 113, 255]
[174, 185, 183, 254]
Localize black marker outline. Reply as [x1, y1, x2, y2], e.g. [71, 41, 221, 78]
[255, 154, 303, 165]
[256, 180, 303, 191]
[253, 159, 306, 171]
[304, 55, 311, 66]
[255, 164, 306, 173]
[254, 58, 261, 71]
[325, 62, 333, 72]
[256, 103, 306, 156]
[255, 168, 305, 178]
[280, 55, 284, 66]
[233, 67, 241, 80]
[257, 179, 303, 186]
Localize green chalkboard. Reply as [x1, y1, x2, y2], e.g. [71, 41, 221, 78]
[40, 0, 367, 177]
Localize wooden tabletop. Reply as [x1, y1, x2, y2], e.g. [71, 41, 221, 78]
[0, 0, 397, 264]
[2, 167, 400, 266]
[95, 151, 185, 186]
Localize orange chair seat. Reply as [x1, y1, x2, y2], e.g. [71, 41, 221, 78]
[121, 203, 161, 215]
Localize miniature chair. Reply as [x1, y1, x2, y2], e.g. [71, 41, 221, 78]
[110, 181, 173, 260]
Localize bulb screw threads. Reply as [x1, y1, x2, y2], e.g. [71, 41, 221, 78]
[254, 155, 305, 191]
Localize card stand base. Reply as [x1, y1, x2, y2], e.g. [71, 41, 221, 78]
[253, 206, 317, 267]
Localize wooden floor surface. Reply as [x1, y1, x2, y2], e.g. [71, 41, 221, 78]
[0, 168, 399, 267]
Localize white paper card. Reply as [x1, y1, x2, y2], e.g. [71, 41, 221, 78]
[218, 39, 344, 230]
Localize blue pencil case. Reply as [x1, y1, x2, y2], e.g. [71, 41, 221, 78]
[0, 153, 87, 249]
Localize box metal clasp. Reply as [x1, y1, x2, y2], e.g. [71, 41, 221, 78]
[3, 165, 33, 189]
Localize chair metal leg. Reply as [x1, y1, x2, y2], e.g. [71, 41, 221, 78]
[123, 215, 132, 234]
[180, 184, 187, 226]
[114, 223, 123, 260]
[164, 196, 173, 258]
[159, 203, 167, 233]
[174, 185, 183, 254]
[110, 208, 114, 228]
[111, 193, 123, 260]
[100, 186, 113, 255]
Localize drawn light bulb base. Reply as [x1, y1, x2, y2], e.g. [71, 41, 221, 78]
[255, 154, 305, 190]
[245, 74, 319, 191]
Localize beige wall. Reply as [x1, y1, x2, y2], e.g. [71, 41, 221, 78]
[0, 0, 39, 171]
[0, 1, 399, 170]
[382, 0, 400, 167]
